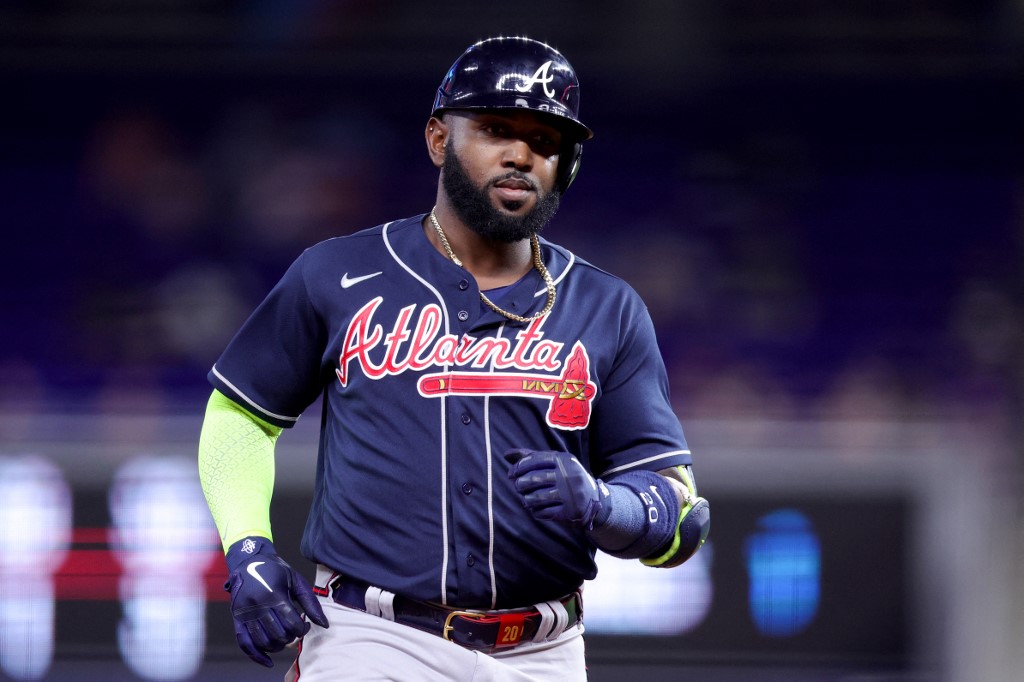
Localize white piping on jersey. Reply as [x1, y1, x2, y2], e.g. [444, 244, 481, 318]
[483, 322, 506, 609]
[532, 249, 575, 298]
[382, 220, 454, 606]
[601, 449, 691, 476]
[210, 365, 299, 423]
[484, 394, 497, 608]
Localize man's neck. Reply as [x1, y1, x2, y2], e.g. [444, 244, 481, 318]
[425, 205, 534, 288]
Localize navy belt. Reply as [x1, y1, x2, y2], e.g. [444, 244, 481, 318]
[326, 575, 581, 653]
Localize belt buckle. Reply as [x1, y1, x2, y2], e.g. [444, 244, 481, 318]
[442, 610, 485, 642]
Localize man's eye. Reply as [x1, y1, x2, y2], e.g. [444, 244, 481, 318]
[535, 136, 560, 155]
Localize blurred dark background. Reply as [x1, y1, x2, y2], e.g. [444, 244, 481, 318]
[0, 2, 1022, 681]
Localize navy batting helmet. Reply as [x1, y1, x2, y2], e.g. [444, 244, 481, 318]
[432, 36, 593, 192]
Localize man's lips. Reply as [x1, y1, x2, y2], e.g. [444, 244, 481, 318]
[495, 177, 533, 191]
[493, 176, 535, 201]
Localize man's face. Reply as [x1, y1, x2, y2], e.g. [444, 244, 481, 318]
[440, 111, 564, 242]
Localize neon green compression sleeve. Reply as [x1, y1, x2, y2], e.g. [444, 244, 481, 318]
[198, 389, 283, 552]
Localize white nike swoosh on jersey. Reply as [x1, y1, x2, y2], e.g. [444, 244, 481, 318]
[340, 271, 383, 288]
[247, 561, 273, 592]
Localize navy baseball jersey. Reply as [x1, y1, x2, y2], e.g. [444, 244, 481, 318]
[209, 214, 691, 609]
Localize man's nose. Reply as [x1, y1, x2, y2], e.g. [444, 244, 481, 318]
[502, 138, 533, 170]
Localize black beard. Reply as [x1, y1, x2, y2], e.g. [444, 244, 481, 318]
[441, 143, 561, 243]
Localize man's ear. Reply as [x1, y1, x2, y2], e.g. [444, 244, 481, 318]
[425, 116, 448, 168]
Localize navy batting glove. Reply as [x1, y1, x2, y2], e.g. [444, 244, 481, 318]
[224, 537, 329, 668]
[504, 449, 611, 528]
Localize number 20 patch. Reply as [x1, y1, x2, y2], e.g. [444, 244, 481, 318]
[495, 613, 527, 648]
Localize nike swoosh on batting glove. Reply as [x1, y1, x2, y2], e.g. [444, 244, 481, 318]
[503, 448, 611, 528]
[224, 536, 329, 667]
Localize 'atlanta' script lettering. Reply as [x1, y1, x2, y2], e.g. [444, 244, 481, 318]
[335, 297, 564, 386]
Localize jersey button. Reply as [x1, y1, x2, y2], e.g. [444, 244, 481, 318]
[458, 279, 470, 291]
[466, 554, 475, 566]
[457, 310, 469, 321]
[461, 414, 471, 425]
[462, 482, 473, 495]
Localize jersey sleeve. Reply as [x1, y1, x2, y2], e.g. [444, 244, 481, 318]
[589, 302, 692, 476]
[208, 251, 327, 427]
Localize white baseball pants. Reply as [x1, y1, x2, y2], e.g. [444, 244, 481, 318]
[284, 595, 588, 681]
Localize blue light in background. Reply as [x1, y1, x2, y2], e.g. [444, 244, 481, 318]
[744, 508, 820, 637]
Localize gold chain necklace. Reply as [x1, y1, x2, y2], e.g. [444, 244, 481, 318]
[429, 208, 556, 323]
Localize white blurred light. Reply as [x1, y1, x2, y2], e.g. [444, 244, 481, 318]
[109, 455, 217, 681]
[583, 543, 713, 635]
[0, 455, 72, 680]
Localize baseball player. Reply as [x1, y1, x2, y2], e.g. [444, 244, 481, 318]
[198, 36, 709, 681]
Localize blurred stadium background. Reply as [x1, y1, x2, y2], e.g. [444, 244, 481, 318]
[1, 1, 1022, 680]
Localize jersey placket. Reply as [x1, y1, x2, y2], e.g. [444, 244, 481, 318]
[441, 286, 506, 607]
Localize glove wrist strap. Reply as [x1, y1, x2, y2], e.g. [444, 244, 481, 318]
[225, 535, 277, 573]
[586, 470, 679, 559]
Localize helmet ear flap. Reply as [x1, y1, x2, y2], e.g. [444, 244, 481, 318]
[557, 142, 583, 193]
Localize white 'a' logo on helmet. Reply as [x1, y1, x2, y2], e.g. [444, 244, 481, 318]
[514, 61, 556, 99]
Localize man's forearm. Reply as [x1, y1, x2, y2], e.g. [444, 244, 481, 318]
[198, 389, 282, 551]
